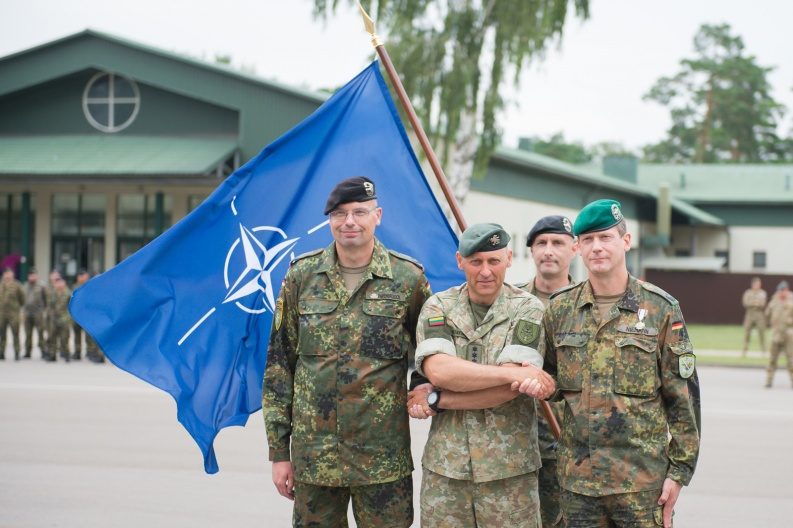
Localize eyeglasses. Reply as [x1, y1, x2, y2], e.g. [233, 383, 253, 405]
[328, 206, 378, 221]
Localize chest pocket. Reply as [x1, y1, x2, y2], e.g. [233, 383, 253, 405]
[361, 298, 407, 359]
[555, 333, 588, 391]
[297, 298, 340, 356]
[614, 335, 659, 397]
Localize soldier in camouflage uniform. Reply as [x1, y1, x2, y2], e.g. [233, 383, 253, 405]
[407, 223, 555, 528]
[44, 269, 62, 361]
[764, 281, 793, 388]
[23, 267, 47, 359]
[516, 215, 578, 527]
[49, 277, 72, 362]
[533, 200, 701, 528]
[742, 277, 767, 356]
[262, 177, 431, 528]
[0, 267, 26, 360]
[71, 270, 103, 362]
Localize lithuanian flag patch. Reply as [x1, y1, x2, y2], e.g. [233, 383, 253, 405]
[428, 316, 445, 327]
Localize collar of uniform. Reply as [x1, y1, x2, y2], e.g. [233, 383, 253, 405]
[575, 275, 639, 313]
[314, 238, 393, 279]
[526, 275, 575, 295]
[450, 283, 510, 333]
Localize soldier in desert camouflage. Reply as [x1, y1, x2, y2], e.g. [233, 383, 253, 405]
[742, 276, 767, 356]
[533, 199, 701, 528]
[764, 280, 793, 388]
[263, 177, 431, 528]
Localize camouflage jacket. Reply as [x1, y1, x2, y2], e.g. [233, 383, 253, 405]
[517, 277, 572, 461]
[765, 294, 793, 342]
[541, 276, 701, 496]
[742, 288, 767, 311]
[24, 282, 47, 315]
[0, 279, 25, 313]
[262, 239, 430, 486]
[415, 283, 545, 483]
[49, 288, 73, 326]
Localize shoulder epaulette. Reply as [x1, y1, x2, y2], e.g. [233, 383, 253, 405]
[387, 249, 424, 270]
[290, 247, 323, 265]
[550, 281, 582, 300]
[639, 281, 679, 305]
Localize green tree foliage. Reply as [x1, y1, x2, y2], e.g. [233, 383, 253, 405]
[312, 0, 589, 204]
[523, 133, 592, 163]
[643, 23, 789, 163]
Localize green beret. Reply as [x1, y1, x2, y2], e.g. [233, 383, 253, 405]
[324, 176, 377, 215]
[573, 199, 624, 236]
[458, 223, 510, 257]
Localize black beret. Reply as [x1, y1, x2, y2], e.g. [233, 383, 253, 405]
[458, 223, 511, 257]
[324, 177, 377, 215]
[526, 215, 574, 247]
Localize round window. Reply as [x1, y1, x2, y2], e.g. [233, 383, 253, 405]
[82, 72, 140, 133]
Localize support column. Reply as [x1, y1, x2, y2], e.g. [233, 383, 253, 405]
[20, 192, 31, 277]
[104, 190, 117, 271]
[34, 190, 51, 277]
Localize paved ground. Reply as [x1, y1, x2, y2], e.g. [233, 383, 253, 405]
[1, 358, 792, 527]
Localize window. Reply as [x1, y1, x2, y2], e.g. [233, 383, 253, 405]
[82, 72, 140, 133]
[714, 250, 729, 269]
[0, 193, 35, 264]
[674, 249, 691, 257]
[752, 251, 767, 269]
[117, 193, 173, 262]
[51, 194, 106, 278]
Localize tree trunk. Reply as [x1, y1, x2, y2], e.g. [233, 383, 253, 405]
[444, 109, 479, 231]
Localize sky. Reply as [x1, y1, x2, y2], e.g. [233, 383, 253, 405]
[1, 0, 791, 152]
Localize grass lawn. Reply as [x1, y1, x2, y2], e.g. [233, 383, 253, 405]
[687, 324, 761, 351]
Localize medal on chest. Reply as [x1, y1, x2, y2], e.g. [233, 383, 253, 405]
[635, 308, 648, 330]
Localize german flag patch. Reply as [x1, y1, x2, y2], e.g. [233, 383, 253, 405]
[428, 316, 445, 327]
[671, 321, 684, 331]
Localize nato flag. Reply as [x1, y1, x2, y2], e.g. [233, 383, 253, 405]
[69, 61, 463, 473]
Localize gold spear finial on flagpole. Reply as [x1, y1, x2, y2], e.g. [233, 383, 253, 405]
[358, 2, 382, 47]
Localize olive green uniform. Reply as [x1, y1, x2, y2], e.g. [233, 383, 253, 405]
[263, 239, 430, 527]
[415, 282, 545, 528]
[541, 277, 701, 526]
[49, 287, 72, 360]
[764, 293, 793, 387]
[742, 288, 767, 353]
[0, 278, 25, 360]
[23, 281, 47, 359]
[517, 278, 571, 528]
[71, 282, 101, 361]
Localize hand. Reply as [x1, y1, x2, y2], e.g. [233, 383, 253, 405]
[657, 478, 683, 528]
[509, 363, 556, 399]
[272, 461, 295, 500]
[407, 383, 436, 419]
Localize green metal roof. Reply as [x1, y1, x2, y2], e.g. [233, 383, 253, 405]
[492, 147, 724, 226]
[638, 163, 793, 203]
[0, 135, 238, 178]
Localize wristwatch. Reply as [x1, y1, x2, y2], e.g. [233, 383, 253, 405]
[427, 390, 444, 414]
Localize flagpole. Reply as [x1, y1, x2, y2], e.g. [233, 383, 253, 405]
[357, 3, 562, 441]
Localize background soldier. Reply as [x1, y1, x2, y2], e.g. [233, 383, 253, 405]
[517, 215, 578, 527]
[408, 223, 554, 527]
[0, 267, 25, 360]
[44, 269, 62, 361]
[742, 276, 767, 356]
[49, 277, 72, 362]
[72, 270, 103, 362]
[23, 267, 47, 359]
[263, 177, 431, 527]
[535, 200, 700, 528]
[764, 281, 793, 388]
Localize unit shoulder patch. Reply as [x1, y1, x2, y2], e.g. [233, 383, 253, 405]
[678, 353, 696, 379]
[515, 319, 540, 346]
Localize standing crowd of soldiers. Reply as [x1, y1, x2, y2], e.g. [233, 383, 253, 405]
[741, 277, 793, 388]
[0, 266, 104, 363]
[262, 177, 701, 528]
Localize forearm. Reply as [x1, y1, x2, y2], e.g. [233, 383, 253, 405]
[439, 384, 519, 410]
[423, 354, 524, 392]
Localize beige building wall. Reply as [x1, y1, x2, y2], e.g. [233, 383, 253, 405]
[728, 226, 793, 274]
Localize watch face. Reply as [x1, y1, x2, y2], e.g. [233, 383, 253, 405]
[427, 391, 439, 406]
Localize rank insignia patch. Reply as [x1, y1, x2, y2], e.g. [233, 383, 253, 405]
[678, 353, 696, 379]
[515, 320, 540, 346]
[274, 297, 284, 331]
[428, 316, 445, 327]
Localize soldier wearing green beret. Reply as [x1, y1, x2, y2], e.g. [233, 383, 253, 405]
[517, 215, 578, 527]
[407, 222, 555, 527]
[263, 176, 431, 527]
[525, 199, 701, 528]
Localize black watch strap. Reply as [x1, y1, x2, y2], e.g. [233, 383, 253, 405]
[428, 390, 444, 414]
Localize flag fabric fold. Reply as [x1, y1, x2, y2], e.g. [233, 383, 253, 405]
[69, 61, 463, 473]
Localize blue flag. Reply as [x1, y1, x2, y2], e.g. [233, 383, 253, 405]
[69, 61, 463, 473]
